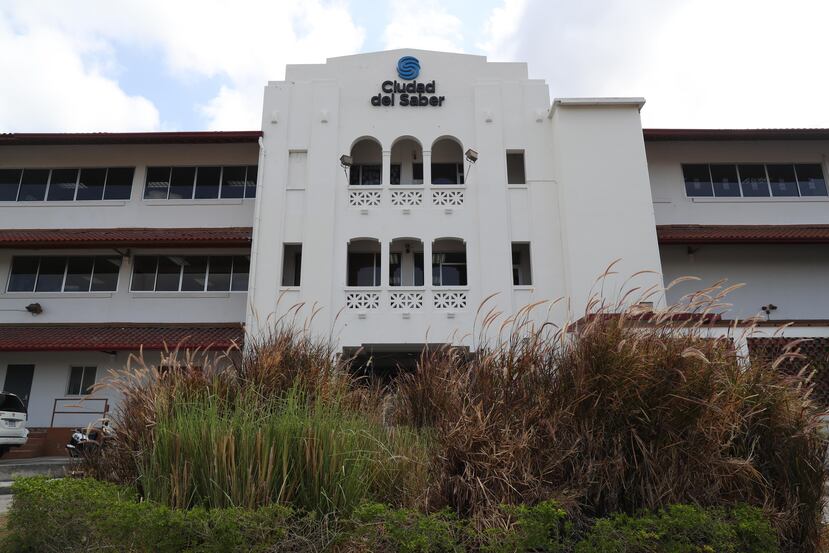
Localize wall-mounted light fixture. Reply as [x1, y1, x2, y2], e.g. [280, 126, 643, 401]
[464, 149, 478, 164]
[761, 303, 778, 320]
[25, 303, 43, 315]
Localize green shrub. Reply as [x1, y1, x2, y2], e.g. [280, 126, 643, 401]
[574, 504, 779, 553]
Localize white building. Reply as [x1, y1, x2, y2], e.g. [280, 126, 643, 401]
[1, 50, 827, 456]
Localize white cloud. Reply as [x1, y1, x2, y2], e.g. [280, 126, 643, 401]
[478, 0, 829, 128]
[1, 0, 365, 131]
[383, 2, 464, 53]
[0, 16, 159, 132]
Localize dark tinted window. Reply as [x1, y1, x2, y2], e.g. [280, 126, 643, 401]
[231, 256, 250, 291]
[796, 164, 827, 196]
[169, 167, 196, 199]
[7, 257, 39, 292]
[709, 164, 740, 197]
[245, 166, 257, 198]
[18, 169, 49, 201]
[413, 163, 423, 182]
[67, 366, 97, 395]
[506, 152, 526, 185]
[155, 256, 182, 291]
[104, 168, 134, 200]
[76, 168, 107, 200]
[682, 164, 713, 197]
[0, 169, 21, 201]
[207, 256, 232, 291]
[767, 164, 798, 196]
[347, 253, 380, 286]
[46, 169, 78, 201]
[131, 256, 157, 291]
[63, 257, 94, 292]
[221, 166, 246, 198]
[194, 167, 221, 199]
[91, 257, 121, 291]
[35, 257, 67, 292]
[738, 164, 769, 197]
[432, 163, 460, 185]
[390, 164, 401, 185]
[145, 167, 171, 199]
[180, 256, 208, 291]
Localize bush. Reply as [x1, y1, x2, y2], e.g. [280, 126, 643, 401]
[393, 294, 827, 552]
[3, 479, 779, 553]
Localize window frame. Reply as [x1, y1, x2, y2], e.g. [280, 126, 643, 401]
[143, 165, 258, 200]
[6, 255, 121, 293]
[682, 162, 828, 200]
[0, 167, 135, 202]
[129, 254, 250, 293]
[66, 366, 97, 396]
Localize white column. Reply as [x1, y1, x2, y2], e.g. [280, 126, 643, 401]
[423, 238, 433, 287]
[380, 239, 390, 288]
[382, 150, 391, 186]
[422, 150, 431, 186]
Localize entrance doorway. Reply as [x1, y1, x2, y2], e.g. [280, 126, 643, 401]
[4, 365, 34, 409]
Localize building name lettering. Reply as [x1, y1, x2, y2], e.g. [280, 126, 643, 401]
[370, 80, 445, 107]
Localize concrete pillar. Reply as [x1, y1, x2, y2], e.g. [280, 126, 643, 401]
[422, 150, 431, 186]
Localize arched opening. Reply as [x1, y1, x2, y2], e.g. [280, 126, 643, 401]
[432, 238, 466, 286]
[349, 138, 382, 185]
[390, 138, 423, 185]
[347, 238, 381, 286]
[389, 238, 424, 286]
[431, 137, 464, 185]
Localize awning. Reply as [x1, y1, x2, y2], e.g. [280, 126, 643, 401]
[0, 324, 244, 351]
[0, 227, 253, 249]
[657, 224, 829, 245]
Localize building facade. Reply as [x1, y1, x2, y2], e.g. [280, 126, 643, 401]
[1, 50, 828, 455]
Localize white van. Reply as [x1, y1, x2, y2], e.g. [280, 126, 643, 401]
[0, 392, 28, 457]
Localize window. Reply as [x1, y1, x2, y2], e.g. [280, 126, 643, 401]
[683, 163, 827, 198]
[349, 138, 382, 185]
[144, 166, 257, 200]
[349, 165, 382, 185]
[389, 239, 424, 286]
[67, 366, 97, 396]
[347, 253, 381, 286]
[7, 256, 121, 292]
[432, 238, 467, 286]
[511, 243, 532, 285]
[281, 244, 302, 286]
[506, 151, 526, 185]
[0, 167, 134, 202]
[130, 255, 249, 292]
[431, 163, 464, 185]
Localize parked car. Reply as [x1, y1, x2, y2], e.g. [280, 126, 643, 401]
[0, 392, 28, 458]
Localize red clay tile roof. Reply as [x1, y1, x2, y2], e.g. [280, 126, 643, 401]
[0, 324, 244, 351]
[0, 227, 252, 248]
[643, 128, 829, 141]
[657, 224, 829, 244]
[0, 131, 262, 146]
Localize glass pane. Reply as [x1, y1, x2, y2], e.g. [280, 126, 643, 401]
[131, 256, 157, 291]
[91, 257, 121, 292]
[506, 153, 526, 184]
[390, 164, 401, 185]
[796, 164, 827, 196]
[169, 167, 196, 199]
[206, 256, 232, 291]
[156, 256, 182, 291]
[67, 367, 83, 395]
[432, 163, 459, 185]
[104, 168, 134, 200]
[389, 253, 402, 286]
[80, 367, 97, 395]
[63, 257, 94, 292]
[738, 164, 769, 197]
[413, 163, 423, 183]
[682, 164, 713, 197]
[0, 169, 21, 201]
[194, 167, 221, 199]
[709, 164, 740, 197]
[76, 168, 106, 200]
[244, 166, 257, 198]
[767, 164, 798, 196]
[144, 167, 170, 199]
[414, 252, 424, 286]
[46, 169, 78, 201]
[440, 265, 467, 286]
[180, 256, 208, 291]
[349, 166, 360, 185]
[360, 165, 381, 185]
[220, 166, 246, 198]
[231, 256, 250, 291]
[8, 257, 39, 292]
[35, 257, 67, 292]
[348, 253, 378, 286]
[18, 169, 50, 201]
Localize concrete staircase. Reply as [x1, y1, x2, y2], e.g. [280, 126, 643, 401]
[4, 428, 47, 459]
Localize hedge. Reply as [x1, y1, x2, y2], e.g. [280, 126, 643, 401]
[1, 478, 779, 553]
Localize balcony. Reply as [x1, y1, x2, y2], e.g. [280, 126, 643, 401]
[347, 185, 465, 208]
[345, 287, 468, 312]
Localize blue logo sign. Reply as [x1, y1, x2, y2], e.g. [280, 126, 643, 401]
[396, 56, 420, 80]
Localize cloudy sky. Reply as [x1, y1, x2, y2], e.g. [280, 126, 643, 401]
[2, 0, 827, 132]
